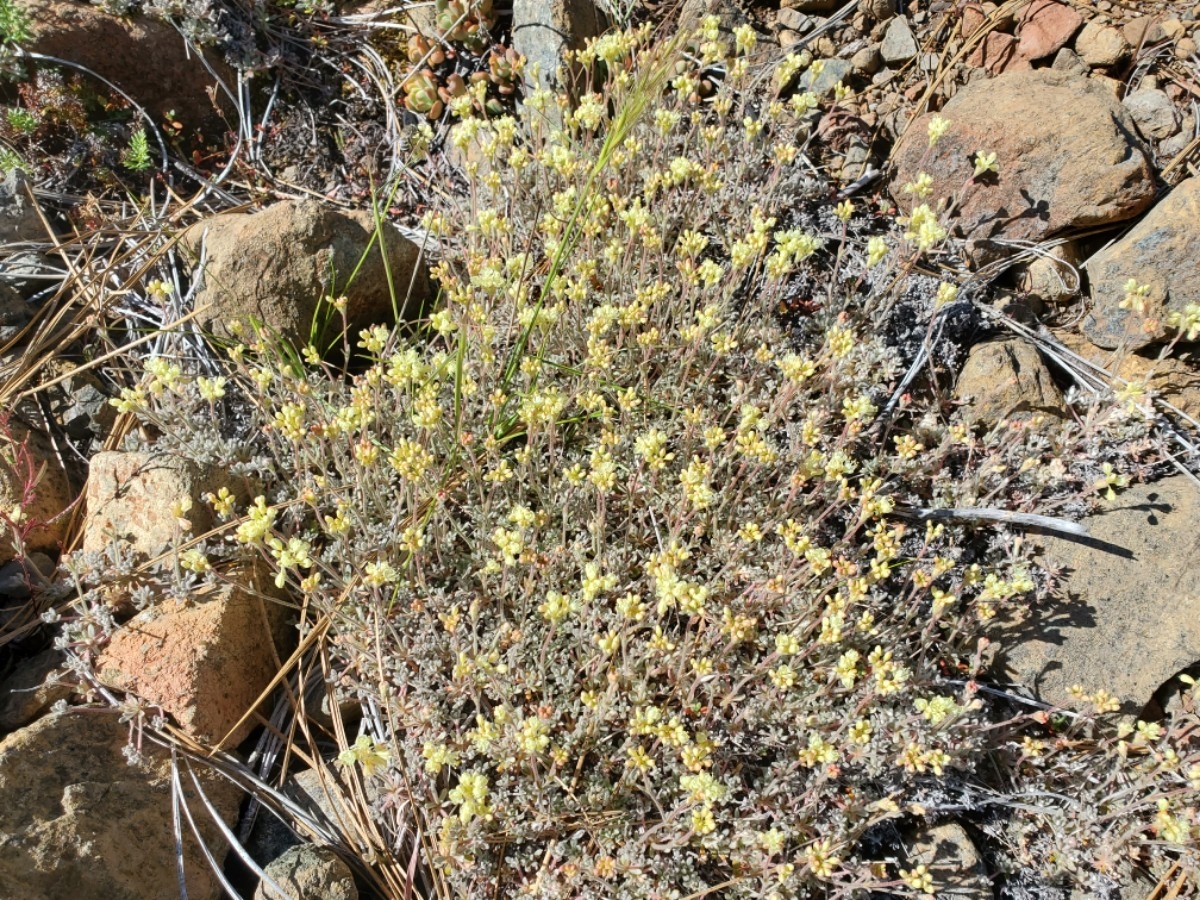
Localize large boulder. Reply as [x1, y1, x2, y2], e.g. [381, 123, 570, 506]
[1082, 177, 1200, 351]
[891, 70, 1155, 260]
[95, 579, 283, 748]
[0, 711, 241, 899]
[23, 0, 233, 130]
[987, 476, 1200, 715]
[183, 201, 431, 350]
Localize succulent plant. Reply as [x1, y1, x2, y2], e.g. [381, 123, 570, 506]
[437, 72, 468, 108]
[486, 45, 525, 96]
[435, 0, 494, 53]
[403, 70, 444, 119]
[406, 33, 447, 68]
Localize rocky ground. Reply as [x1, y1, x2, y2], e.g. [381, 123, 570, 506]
[1, 0, 1199, 898]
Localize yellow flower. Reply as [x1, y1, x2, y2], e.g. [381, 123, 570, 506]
[805, 838, 840, 879]
[849, 719, 872, 744]
[914, 694, 960, 725]
[760, 829, 785, 855]
[1093, 462, 1128, 501]
[900, 864, 934, 892]
[927, 114, 951, 146]
[827, 325, 855, 358]
[196, 376, 227, 401]
[1119, 278, 1151, 313]
[680, 456, 714, 510]
[866, 235, 889, 267]
[973, 149, 998, 176]
[737, 522, 764, 543]
[235, 496, 275, 544]
[894, 434, 923, 460]
[903, 172, 934, 198]
[691, 806, 717, 835]
[775, 633, 801, 655]
[389, 439, 433, 481]
[421, 741, 460, 774]
[680, 772, 725, 806]
[903, 204, 947, 252]
[769, 663, 797, 689]
[448, 771, 490, 823]
[595, 631, 621, 654]
[626, 745, 655, 773]
[179, 549, 210, 573]
[834, 649, 860, 688]
[268, 536, 313, 587]
[518, 716, 550, 755]
[733, 23, 757, 55]
[338, 734, 391, 777]
[1154, 799, 1192, 844]
[363, 559, 398, 586]
[357, 324, 389, 355]
[400, 525, 424, 553]
[1168, 302, 1200, 340]
[634, 428, 674, 471]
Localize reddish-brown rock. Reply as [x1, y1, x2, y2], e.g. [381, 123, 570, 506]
[961, 2, 996, 37]
[1015, 0, 1083, 61]
[954, 339, 1064, 426]
[966, 31, 1029, 74]
[96, 581, 281, 747]
[891, 70, 1154, 258]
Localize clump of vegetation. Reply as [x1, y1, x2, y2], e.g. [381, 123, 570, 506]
[400, 2, 524, 121]
[0, 0, 30, 80]
[0, 68, 152, 193]
[51, 17, 1198, 900]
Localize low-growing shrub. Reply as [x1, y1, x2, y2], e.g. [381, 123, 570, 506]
[59, 19, 1198, 899]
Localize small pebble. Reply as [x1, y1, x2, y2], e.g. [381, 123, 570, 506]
[1161, 17, 1185, 40]
[776, 9, 811, 32]
[779, 29, 804, 49]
